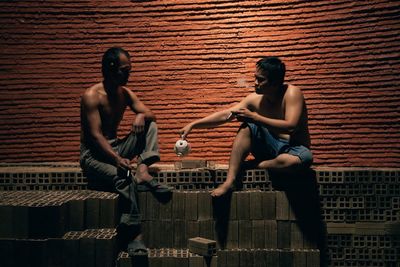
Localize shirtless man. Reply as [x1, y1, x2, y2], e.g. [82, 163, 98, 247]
[180, 57, 312, 197]
[80, 47, 171, 255]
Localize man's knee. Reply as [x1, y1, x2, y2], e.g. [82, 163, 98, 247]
[237, 123, 251, 137]
[146, 121, 158, 134]
[276, 153, 302, 168]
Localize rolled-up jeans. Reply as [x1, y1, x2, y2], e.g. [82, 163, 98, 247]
[80, 121, 160, 226]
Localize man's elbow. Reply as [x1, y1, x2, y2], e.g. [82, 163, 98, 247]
[286, 123, 297, 133]
[145, 111, 156, 122]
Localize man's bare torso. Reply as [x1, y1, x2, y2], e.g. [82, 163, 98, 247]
[245, 84, 311, 147]
[81, 82, 128, 144]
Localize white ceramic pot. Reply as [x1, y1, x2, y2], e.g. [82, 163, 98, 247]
[174, 139, 191, 157]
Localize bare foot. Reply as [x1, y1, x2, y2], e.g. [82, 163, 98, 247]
[210, 184, 230, 197]
[135, 164, 153, 183]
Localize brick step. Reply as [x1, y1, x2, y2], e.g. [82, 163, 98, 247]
[117, 248, 320, 267]
[1, 165, 399, 224]
[142, 219, 317, 250]
[0, 228, 117, 267]
[0, 190, 118, 238]
[138, 190, 319, 249]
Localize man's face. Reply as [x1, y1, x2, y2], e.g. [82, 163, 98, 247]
[115, 53, 131, 86]
[254, 67, 269, 94]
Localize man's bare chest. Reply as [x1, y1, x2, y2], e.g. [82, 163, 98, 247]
[249, 98, 285, 120]
[99, 98, 126, 125]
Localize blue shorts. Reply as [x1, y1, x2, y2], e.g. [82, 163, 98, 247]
[245, 122, 313, 167]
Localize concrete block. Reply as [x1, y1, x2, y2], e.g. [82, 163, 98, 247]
[160, 220, 174, 248]
[239, 249, 253, 267]
[265, 249, 280, 267]
[199, 220, 214, 241]
[226, 249, 239, 267]
[236, 192, 250, 220]
[306, 249, 320, 267]
[238, 220, 252, 248]
[293, 249, 307, 267]
[0, 205, 13, 238]
[186, 220, 200, 240]
[174, 220, 187, 248]
[67, 198, 85, 231]
[277, 221, 291, 249]
[96, 234, 117, 267]
[185, 191, 198, 220]
[188, 237, 217, 256]
[197, 191, 212, 220]
[262, 192, 276, 220]
[99, 194, 118, 228]
[226, 220, 238, 249]
[159, 194, 173, 220]
[46, 238, 64, 267]
[173, 191, 186, 220]
[217, 249, 227, 267]
[249, 191, 263, 220]
[253, 249, 267, 267]
[252, 220, 265, 248]
[276, 191, 289, 220]
[291, 222, 304, 249]
[264, 220, 277, 249]
[85, 198, 100, 229]
[279, 249, 293, 267]
[146, 193, 160, 220]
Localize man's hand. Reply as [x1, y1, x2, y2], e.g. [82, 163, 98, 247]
[133, 113, 145, 134]
[233, 108, 258, 123]
[116, 156, 131, 170]
[180, 123, 193, 140]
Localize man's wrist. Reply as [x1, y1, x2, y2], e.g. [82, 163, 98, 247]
[253, 113, 261, 123]
[113, 154, 122, 165]
[221, 181, 232, 189]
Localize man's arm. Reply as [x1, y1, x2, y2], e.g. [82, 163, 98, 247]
[81, 92, 130, 169]
[125, 88, 155, 133]
[180, 95, 252, 139]
[125, 88, 155, 120]
[235, 87, 304, 134]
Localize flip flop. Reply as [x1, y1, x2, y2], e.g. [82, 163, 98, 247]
[127, 239, 148, 257]
[136, 178, 173, 193]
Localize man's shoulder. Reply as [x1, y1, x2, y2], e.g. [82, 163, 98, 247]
[285, 84, 303, 99]
[82, 83, 103, 105]
[244, 92, 260, 101]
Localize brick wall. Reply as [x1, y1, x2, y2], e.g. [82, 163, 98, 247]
[0, 0, 399, 166]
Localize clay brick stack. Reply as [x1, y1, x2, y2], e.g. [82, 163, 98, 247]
[0, 164, 399, 266]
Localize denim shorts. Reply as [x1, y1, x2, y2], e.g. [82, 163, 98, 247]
[245, 122, 313, 167]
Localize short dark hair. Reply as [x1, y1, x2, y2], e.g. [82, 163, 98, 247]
[256, 57, 286, 86]
[102, 47, 130, 79]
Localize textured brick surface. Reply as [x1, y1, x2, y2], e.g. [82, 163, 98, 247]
[0, 1, 399, 166]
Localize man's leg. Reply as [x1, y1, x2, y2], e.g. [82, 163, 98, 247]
[119, 121, 159, 182]
[257, 153, 301, 171]
[81, 155, 142, 245]
[211, 125, 252, 197]
[119, 121, 171, 192]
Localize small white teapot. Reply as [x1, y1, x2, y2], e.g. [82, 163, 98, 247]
[174, 139, 191, 157]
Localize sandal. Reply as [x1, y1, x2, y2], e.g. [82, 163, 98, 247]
[127, 239, 148, 257]
[136, 178, 173, 193]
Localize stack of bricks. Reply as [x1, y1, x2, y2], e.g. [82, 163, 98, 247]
[0, 164, 87, 191]
[317, 168, 400, 267]
[0, 190, 118, 266]
[129, 189, 320, 267]
[149, 168, 272, 191]
[1, 163, 400, 266]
